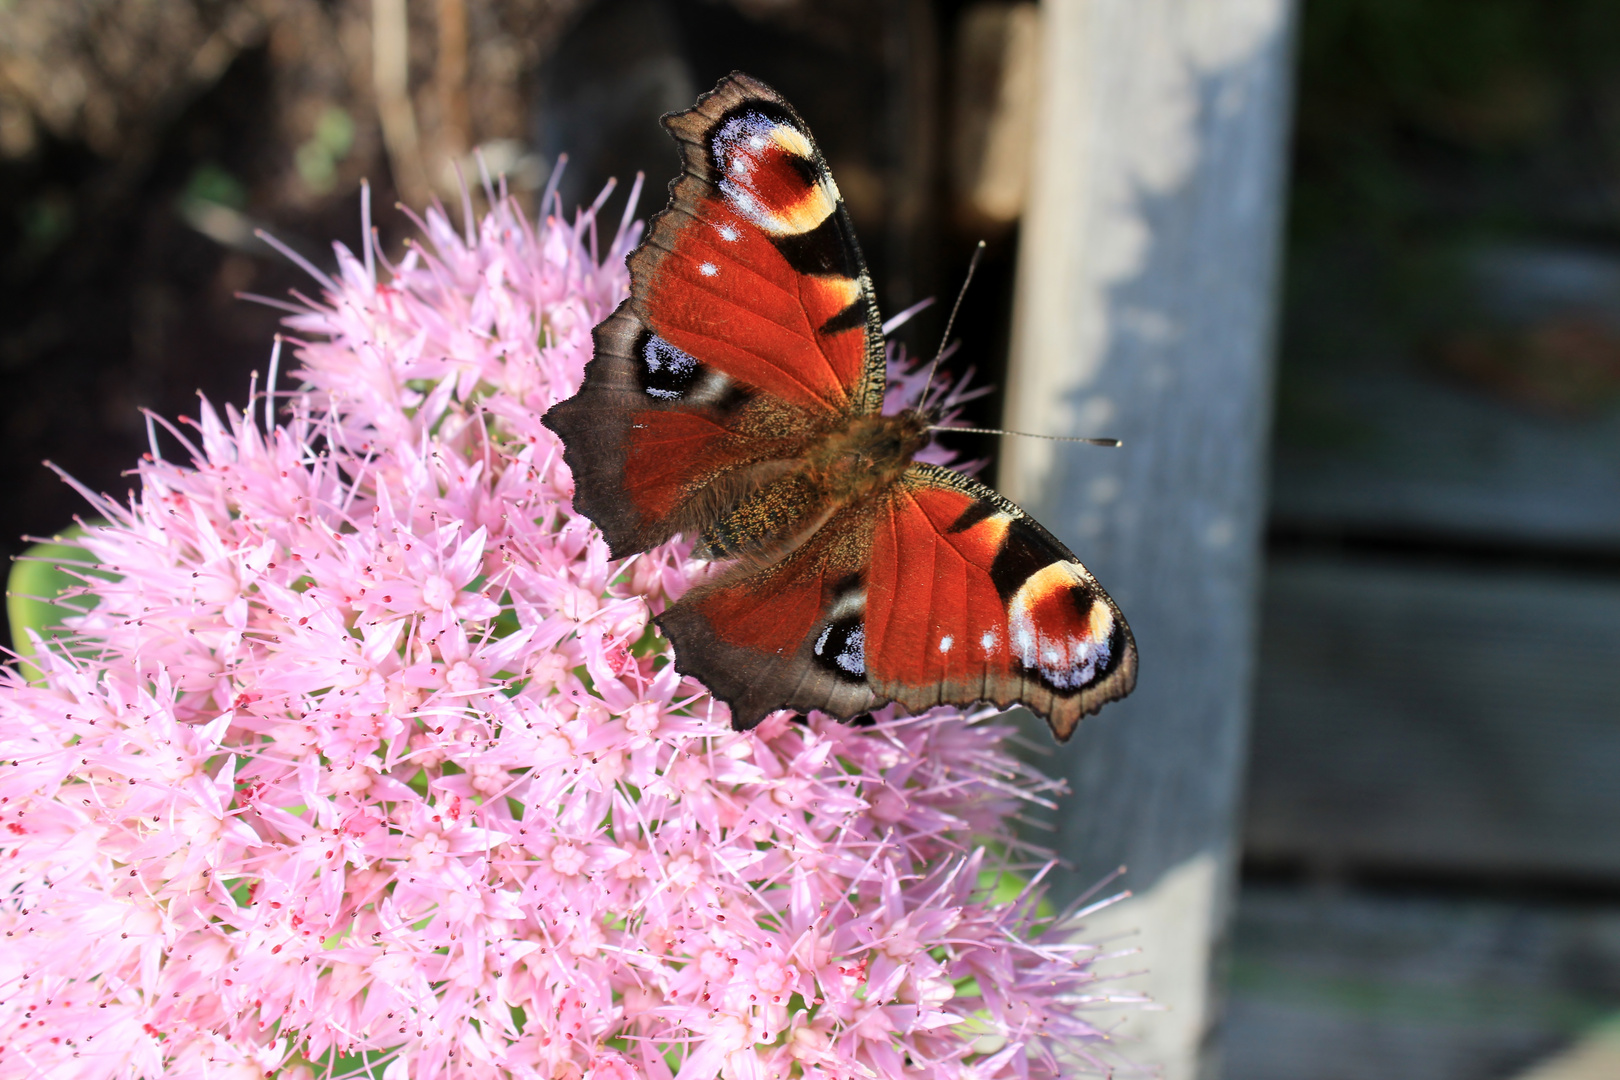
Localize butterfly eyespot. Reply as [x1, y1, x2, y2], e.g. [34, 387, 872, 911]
[713, 111, 837, 238]
[638, 334, 701, 401]
[812, 617, 865, 682]
[1006, 565, 1119, 691]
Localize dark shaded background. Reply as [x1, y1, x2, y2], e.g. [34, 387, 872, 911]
[5, 1, 1620, 1077]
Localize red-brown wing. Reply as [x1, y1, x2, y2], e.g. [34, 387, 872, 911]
[650, 73, 887, 416]
[543, 73, 886, 557]
[863, 463, 1137, 740]
[656, 499, 883, 730]
[658, 461, 1137, 736]
[544, 303, 810, 558]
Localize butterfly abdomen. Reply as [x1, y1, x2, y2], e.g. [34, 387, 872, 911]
[692, 413, 926, 562]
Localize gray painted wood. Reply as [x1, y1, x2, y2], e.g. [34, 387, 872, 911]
[999, 2, 1297, 1077]
[1270, 238, 1620, 549]
[1247, 554, 1620, 881]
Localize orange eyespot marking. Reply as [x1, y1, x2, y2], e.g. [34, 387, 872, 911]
[744, 177, 837, 237]
[811, 275, 861, 310]
[1087, 596, 1115, 641]
[1014, 562, 1085, 609]
[765, 124, 817, 163]
[715, 115, 840, 238]
[1007, 562, 1114, 691]
[960, 511, 1015, 549]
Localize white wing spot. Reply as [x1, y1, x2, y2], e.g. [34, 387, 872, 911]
[717, 224, 739, 242]
[835, 626, 865, 676]
[981, 628, 999, 654]
[698, 262, 718, 277]
[938, 635, 953, 654]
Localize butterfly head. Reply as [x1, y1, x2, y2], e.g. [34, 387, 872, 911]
[910, 385, 953, 428]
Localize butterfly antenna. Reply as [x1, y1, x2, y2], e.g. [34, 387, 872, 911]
[918, 240, 986, 415]
[928, 425, 1122, 447]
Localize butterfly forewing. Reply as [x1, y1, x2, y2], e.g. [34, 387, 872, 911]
[658, 462, 1137, 736]
[656, 74, 888, 415]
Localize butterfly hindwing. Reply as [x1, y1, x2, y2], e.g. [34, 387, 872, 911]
[544, 72, 887, 556]
[863, 464, 1137, 740]
[657, 499, 883, 728]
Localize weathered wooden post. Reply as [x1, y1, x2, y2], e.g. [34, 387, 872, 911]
[999, 2, 1297, 1076]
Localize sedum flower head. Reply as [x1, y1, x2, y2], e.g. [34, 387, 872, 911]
[0, 179, 1128, 1079]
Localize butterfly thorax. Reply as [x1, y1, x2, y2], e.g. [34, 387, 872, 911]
[803, 411, 931, 501]
[693, 411, 929, 562]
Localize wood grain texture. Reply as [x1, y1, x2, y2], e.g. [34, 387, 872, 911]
[1270, 353, 1620, 548]
[999, 2, 1297, 1078]
[1246, 554, 1620, 880]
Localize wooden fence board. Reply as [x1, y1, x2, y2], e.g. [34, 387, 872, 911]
[1001, 2, 1297, 1076]
[1270, 358, 1620, 548]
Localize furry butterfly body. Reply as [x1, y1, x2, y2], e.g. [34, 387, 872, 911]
[544, 73, 1137, 739]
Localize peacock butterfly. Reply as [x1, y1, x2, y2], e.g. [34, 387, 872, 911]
[543, 72, 1137, 740]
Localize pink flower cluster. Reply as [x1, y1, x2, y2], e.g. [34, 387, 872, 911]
[0, 180, 1128, 1079]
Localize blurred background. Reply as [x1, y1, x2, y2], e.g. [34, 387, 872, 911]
[3, 1, 1620, 1078]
